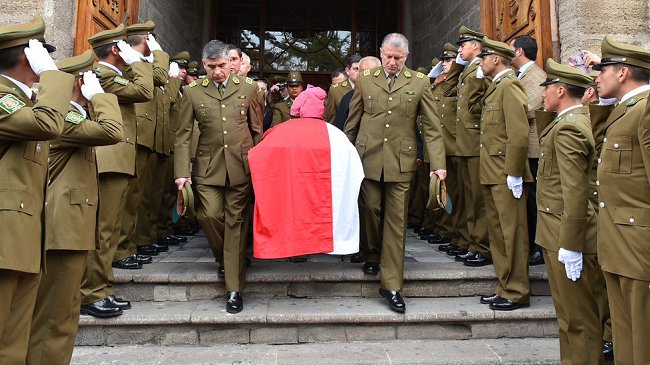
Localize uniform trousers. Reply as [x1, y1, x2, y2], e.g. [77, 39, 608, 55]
[0, 269, 41, 365]
[431, 156, 460, 245]
[195, 181, 249, 292]
[603, 271, 650, 365]
[543, 249, 604, 365]
[153, 154, 176, 240]
[407, 162, 428, 227]
[27, 250, 87, 365]
[483, 184, 530, 303]
[459, 156, 490, 256]
[450, 156, 471, 249]
[360, 177, 410, 292]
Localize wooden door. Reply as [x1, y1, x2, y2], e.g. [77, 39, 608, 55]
[481, 0, 556, 66]
[73, 0, 140, 55]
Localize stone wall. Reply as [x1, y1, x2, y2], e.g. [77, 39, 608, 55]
[409, 0, 481, 69]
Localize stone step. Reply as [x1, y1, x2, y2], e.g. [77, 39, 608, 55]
[72, 338, 562, 364]
[76, 296, 558, 346]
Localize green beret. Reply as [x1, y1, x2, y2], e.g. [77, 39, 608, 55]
[56, 49, 95, 76]
[540, 59, 593, 88]
[171, 51, 190, 68]
[593, 35, 650, 71]
[287, 71, 303, 85]
[478, 36, 515, 60]
[0, 15, 55, 52]
[441, 42, 458, 59]
[456, 25, 485, 45]
[125, 20, 155, 36]
[88, 24, 126, 49]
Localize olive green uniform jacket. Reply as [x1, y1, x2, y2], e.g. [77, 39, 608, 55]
[325, 80, 353, 123]
[271, 97, 293, 127]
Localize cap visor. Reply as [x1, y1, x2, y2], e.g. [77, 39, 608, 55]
[591, 64, 603, 71]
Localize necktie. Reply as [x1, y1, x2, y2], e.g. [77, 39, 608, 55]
[387, 75, 395, 91]
[515, 71, 521, 78]
[218, 83, 224, 97]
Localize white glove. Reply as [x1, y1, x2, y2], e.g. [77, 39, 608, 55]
[143, 54, 155, 63]
[476, 65, 485, 79]
[506, 175, 523, 199]
[428, 61, 443, 78]
[81, 71, 104, 100]
[146, 34, 163, 52]
[455, 53, 470, 66]
[169, 62, 180, 77]
[558, 248, 583, 281]
[599, 97, 617, 106]
[24, 39, 57, 76]
[117, 40, 142, 65]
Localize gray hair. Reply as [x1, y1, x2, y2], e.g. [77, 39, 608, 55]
[359, 56, 381, 70]
[381, 33, 409, 54]
[241, 52, 251, 65]
[202, 40, 229, 60]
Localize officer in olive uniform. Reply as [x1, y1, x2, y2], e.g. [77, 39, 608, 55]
[476, 37, 532, 311]
[186, 60, 200, 84]
[443, 26, 491, 265]
[174, 40, 263, 314]
[592, 35, 650, 364]
[325, 55, 362, 123]
[344, 33, 446, 313]
[80, 25, 154, 317]
[271, 71, 303, 126]
[536, 59, 604, 365]
[27, 50, 124, 365]
[0, 16, 74, 364]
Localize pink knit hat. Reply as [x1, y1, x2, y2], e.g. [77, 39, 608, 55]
[290, 84, 327, 119]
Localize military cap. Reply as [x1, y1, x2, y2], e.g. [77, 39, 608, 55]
[287, 71, 303, 85]
[173, 183, 195, 222]
[272, 75, 287, 84]
[88, 24, 126, 49]
[540, 59, 593, 88]
[125, 20, 155, 36]
[171, 51, 190, 68]
[592, 35, 650, 71]
[187, 61, 200, 76]
[441, 42, 458, 59]
[427, 174, 452, 214]
[0, 15, 55, 52]
[416, 66, 429, 74]
[456, 25, 485, 45]
[478, 36, 515, 60]
[431, 58, 440, 67]
[56, 49, 95, 76]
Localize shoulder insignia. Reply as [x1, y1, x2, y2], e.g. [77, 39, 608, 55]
[113, 76, 129, 86]
[189, 81, 197, 88]
[65, 111, 86, 124]
[245, 77, 253, 85]
[363, 69, 371, 77]
[416, 72, 425, 79]
[342, 81, 348, 87]
[627, 98, 638, 107]
[373, 69, 381, 77]
[0, 94, 26, 114]
[201, 79, 210, 87]
[94, 67, 102, 74]
[332, 83, 338, 88]
[404, 70, 412, 78]
[233, 76, 240, 85]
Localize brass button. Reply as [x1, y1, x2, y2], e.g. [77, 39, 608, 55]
[599, 202, 605, 208]
[85, 198, 89, 203]
[629, 217, 635, 224]
[457, 107, 461, 110]
[474, 124, 478, 128]
[479, 143, 483, 148]
[603, 137, 607, 143]
[442, 104, 445, 107]
[200, 104, 204, 107]
[224, 144, 229, 148]
[593, 192, 598, 196]
[596, 180, 600, 186]
[441, 124, 444, 128]
[388, 110, 392, 115]
[223, 131, 228, 134]
[20, 203, 24, 209]
[598, 158, 602, 164]
[540, 152, 544, 157]
[385, 124, 390, 128]
[614, 143, 619, 149]
[388, 97, 393, 101]
[221, 104, 226, 108]
[441, 114, 445, 118]
[383, 138, 388, 142]
[222, 117, 226, 121]
[546, 208, 550, 212]
[408, 146, 412, 150]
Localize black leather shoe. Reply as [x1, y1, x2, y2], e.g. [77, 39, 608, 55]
[455, 251, 475, 262]
[106, 295, 131, 310]
[418, 229, 433, 240]
[528, 251, 545, 266]
[362, 262, 379, 275]
[137, 245, 159, 256]
[159, 235, 187, 246]
[174, 226, 196, 236]
[134, 254, 152, 264]
[428, 235, 451, 245]
[112, 256, 143, 270]
[413, 226, 423, 235]
[226, 292, 243, 314]
[80, 298, 123, 318]
[379, 288, 406, 313]
[350, 252, 365, 263]
[217, 265, 225, 278]
[480, 293, 502, 304]
[446, 245, 465, 256]
[151, 243, 169, 252]
[438, 243, 453, 253]
[603, 340, 614, 359]
[489, 297, 529, 311]
[464, 252, 493, 267]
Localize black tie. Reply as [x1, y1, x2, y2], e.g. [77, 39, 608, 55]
[515, 71, 521, 78]
[387, 75, 395, 91]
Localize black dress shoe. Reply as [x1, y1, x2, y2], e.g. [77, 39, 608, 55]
[151, 243, 169, 252]
[464, 252, 493, 267]
[174, 226, 196, 236]
[137, 245, 159, 256]
[489, 297, 529, 311]
[379, 288, 406, 313]
[428, 235, 451, 245]
[106, 295, 131, 310]
[446, 245, 465, 256]
[480, 293, 502, 304]
[159, 235, 188, 246]
[350, 252, 365, 263]
[603, 340, 614, 359]
[528, 251, 545, 266]
[80, 298, 123, 318]
[217, 265, 225, 278]
[112, 256, 143, 270]
[418, 229, 433, 240]
[226, 292, 243, 314]
[413, 226, 423, 235]
[362, 262, 379, 275]
[455, 251, 475, 262]
[438, 243, 453, 253]
[134, 254, 152, 264]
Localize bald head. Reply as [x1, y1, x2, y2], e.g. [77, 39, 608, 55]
[359, 56, 381, 72]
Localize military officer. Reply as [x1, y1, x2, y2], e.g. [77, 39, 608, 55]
[592, 35, 650, 364]
[344, 33, 446, 313]
[0, 16, 73, 364]
[27, 50, 123, 365]
[536, 59, 604, 364]
[174, 39, 263, 313]
[475, 37, 532, 311]
[325, 54, 361, 123]
[80, 25, 154, 318]
[271, 71, 303, 126]
[186, 61, 200, 84]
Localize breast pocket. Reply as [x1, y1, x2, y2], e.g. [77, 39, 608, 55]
[194, 147, 212, 177]
[363, 94, 379, 114]
[482, 104, 500, 125]
[400, 93, 418, 117]
[84, 147, 96, 163]
[603, 136, 632, 174]
[194, 102, 212, 123]
[234, 97, 250, 121]
[23, 141, 46, 165]
[355, 135, 368, 159]
[399, 140, 417, 172]
[538, 146, 554, 177]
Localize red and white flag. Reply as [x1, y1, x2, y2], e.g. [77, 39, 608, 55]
[249, 118, 364, 259]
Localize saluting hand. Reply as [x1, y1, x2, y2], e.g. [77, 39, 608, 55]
[24, 39, 57, 76]
[117, 40, 143, 65]
[81, 71, 105, 101]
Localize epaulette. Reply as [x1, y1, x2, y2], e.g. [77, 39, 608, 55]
[404, 70, 412, 78]
[201, 79, 210, 87]
[342, 80, 348, 87]
[373, 69, 381, 77]
[188, 81, 197, 88]
[332, 83, 339, 88]
[94, 67, 102, 74]
[245, 77, 253, 85]
[0, 94, 25, 114]
[416, 72, 425, 79]
[233, 76, 240, 84]
[627, 98, 638, 107]
[113, 76, 129, 86]
[65, 111, 86, 124]
[363, 69, 371, 77]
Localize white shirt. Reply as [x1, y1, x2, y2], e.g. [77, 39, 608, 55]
[492, 69, 512, 83]
[1, 74, 33, 100]
[98, 61, 123, 76]
[517, 61, 535, 79]
[69, 101, 87, 118]
[620, 84, 650, 104]
[557, 104, 583, 118]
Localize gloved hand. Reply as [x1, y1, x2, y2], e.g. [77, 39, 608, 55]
[455, 54, 470, 66]
[117, 40, 142, 65]
[558, 248, 583, 281]
[24, 39, 57, 76]
[147, 34, 163, 52]
[476, 65, 485, 79]
[169, 62, 180, 77]
[506, 175, 523, 199]
[81, 71, 104, 100]
[428, 61, 443, 78]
